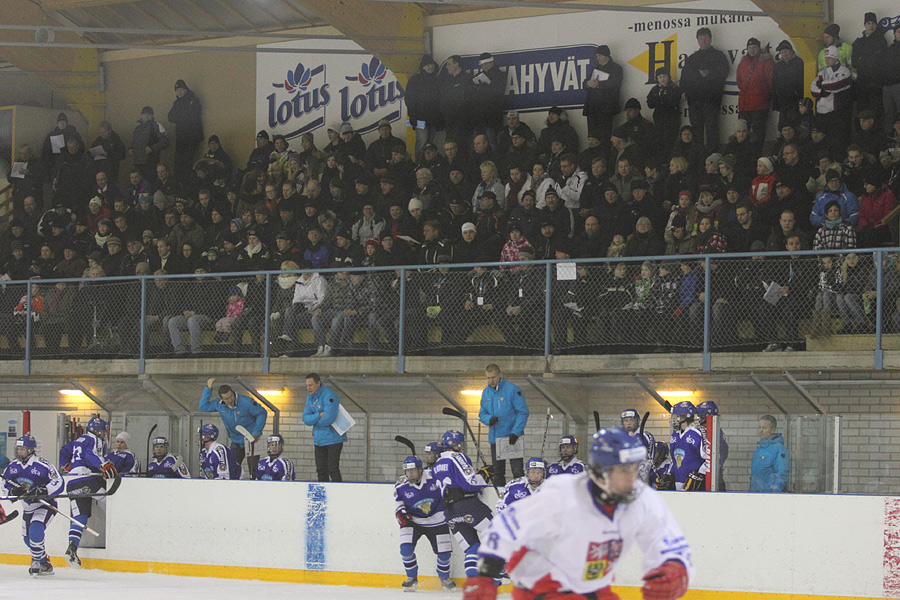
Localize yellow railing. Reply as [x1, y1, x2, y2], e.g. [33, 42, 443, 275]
[0, 182, 13, 223]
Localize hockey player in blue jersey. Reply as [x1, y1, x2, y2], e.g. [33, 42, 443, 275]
[695, 401, 728, 491]
[431, 430, 493, 579]
[147, 437, 191, 478]
[200, 424, 243, 480]
[422, 442, 444, 473]
[668, 402, 708, 491]
[394, 455, 457, 592]
[63, 416, 118, 568]
[104, 432, 140, 476]
[256, 434, 295, 481]
[621, 408, 655, 449]
[546, 435, 585, 477]
[496, 457, 545, 512]
[2, 436, 64, 576]
[653, 441, 675, 490]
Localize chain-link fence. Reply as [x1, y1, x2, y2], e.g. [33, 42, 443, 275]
[3, 248, 898, 367]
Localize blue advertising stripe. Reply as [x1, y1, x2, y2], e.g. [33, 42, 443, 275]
[284, 116, 325, 140]
[305, 484, 327, 570]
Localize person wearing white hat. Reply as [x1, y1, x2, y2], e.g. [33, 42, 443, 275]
[105, 432, 141, 476]
[811, 45, 853, 157]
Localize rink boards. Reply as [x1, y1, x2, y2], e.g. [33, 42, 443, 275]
[0, 478, 894, 598]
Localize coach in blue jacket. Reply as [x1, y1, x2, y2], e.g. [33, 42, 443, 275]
[302, 372, 347, 482]
[750, 415, 790, 493]
[478, 363, 529, 487]
[199, 377, 267, 468]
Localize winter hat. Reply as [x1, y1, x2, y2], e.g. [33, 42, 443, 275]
[230, 218, 244, 231]
[750, 240, 767, 252]
[57, 112, 68, 122]
[631, 179, 649, 191]
[227, 285, 243, 297]
[864, 12, 877, 25]
[174, 79, 187, 90]
[365, 238, 380, 251]
[678, 190, 693, 202]
[89, 196, 102, 208]
[141, 106, 154, 115]
[544, 188, 560, 199]
[377, 118, 391, 129]
[776, 40, 793, 52]
[339, 122, 353, 135]
[671, 214, 687, 229]
[106, 236, 122, 246]
[825, 168, 841, 181]
[116, 432, 131, 444]
[718, 154, 736, 170]
[624, 98, 641, 110]
[507, 110, 520, 119]
[824, 199, 841, 215]
[758, 157, 774, 174]
[478, 52, 494, 65]
[10, 240, 23, 253]
[824, 46, 840, 60]
[734, 119, 749, 132]
[864, 169, 885, 187]
[518, 249, 534, 260]
[256, 130, 270, 140]
[327, 122, 341, 134]
[419, 54, 437, 69]
[548, 106, 562, 116]
[655, 67, 668, 77]
[747, 37, 761, 48]
[858, 109, 876, 121]
[408, 198, 423, 212]
[824, 23, 840, 38]
[318, 210, 336, 224]
[336, 228, 351, 240]
[208, 135, 220, 144]
[596, 45, 611, 57]
[461, 222, 476, 233]
[659, 261, 676, 272]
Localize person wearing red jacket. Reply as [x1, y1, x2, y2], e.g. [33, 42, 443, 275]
[735, 38, 774, 137]
[857, 170, 897, 249]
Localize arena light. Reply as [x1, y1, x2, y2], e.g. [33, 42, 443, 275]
[257, 390, 283, 396]
[657, 390, 693, 398]
[460, 389, 482, 396]
[59, 389, 87, 398]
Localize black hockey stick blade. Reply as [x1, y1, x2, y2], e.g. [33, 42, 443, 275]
[593, 411, 601, 432]
[105, 473, 123, 496]
[442, 407, 464, 420]
[639, 412, 651, 450]
[0, 510, 19, 525]
[394, 435, 416, 456]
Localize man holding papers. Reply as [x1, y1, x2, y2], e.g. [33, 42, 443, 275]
[303, 372, 348, 482]
[582, 45, 623, 148]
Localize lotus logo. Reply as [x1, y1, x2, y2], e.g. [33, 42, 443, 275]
[274, 62, 313, 93]
[345, 57, 386, 87]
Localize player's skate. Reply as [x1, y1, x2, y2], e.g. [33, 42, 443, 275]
[65, 542, 81, 568]
[401, 576, 418, 592]
[29, 559, 54, 576]
[440, 578, 458, 591]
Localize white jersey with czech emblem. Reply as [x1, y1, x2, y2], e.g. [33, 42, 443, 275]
[478, 471, 693, 594]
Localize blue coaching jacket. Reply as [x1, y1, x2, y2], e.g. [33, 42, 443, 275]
[302, 385, 348, 447]
[478, 378, 529, 444]
[199, 387, 267, 445]
[750, 433, 790, 493]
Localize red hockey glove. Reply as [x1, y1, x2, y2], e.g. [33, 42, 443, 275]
[462, 576, 497, 600]
[396, 509, 411, 528]
[642, 560, 688, 600]
[100, 462, 118, 480]
[0, 504, 6, 520]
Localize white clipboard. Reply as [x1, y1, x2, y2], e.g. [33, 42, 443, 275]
[496, 435, 524, 461]
[331, 404, 356, 436]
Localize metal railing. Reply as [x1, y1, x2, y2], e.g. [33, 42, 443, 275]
[2, 247, 895, 375]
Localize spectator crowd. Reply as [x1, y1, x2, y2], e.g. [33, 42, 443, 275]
[2, 15, 900, 356]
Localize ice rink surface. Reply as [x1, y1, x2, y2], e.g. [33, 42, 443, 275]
[0, 564, 489, 599]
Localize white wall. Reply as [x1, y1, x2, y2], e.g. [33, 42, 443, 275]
[0, 479, 891, 597]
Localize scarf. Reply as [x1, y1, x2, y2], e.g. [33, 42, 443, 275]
[825, 217, 842, 229]
[506, 177, 526, 212]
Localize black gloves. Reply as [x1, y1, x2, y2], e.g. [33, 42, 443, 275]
[508, 434, 518, 445]
[488, 417, 499, 426]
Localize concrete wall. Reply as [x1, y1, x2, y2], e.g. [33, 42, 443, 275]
[0, 478, 894, 597]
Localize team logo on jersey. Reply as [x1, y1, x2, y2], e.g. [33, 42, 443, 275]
[404, 491, 415, 499]
[673, 448, 685, 468]
[413, 499, 433, 514]
[583, 539, 623, 580]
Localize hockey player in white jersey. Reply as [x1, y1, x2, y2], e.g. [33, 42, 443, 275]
[463, 427, 693, 600]
[546, 435, 584, 478]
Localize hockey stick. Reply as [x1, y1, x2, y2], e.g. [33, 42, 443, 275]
[235, 425, 259, 480]
[539, 408, 552, 460]
[0, 475, 99, 536]
[15, 473, 122, 501]
[394, 435, 416, 456]
[145, 424, 158, 476]
[638, 412, 651, 451]
[0, 509, 19, 525]
[441, 407, 501, 495]
[593, 411, 601, 432]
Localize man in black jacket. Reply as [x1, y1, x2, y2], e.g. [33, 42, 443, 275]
[132, 106, 170, 186]
[440, 55, 473, 146]
[851, 12, 888, 116]
[470, 52, 507, 148]
[582, 45, 623, 150]
[405, 54, 443, 162]
[772, 41, 805, 128]
[167, 79, 204, 185]
[681, 28, 730, 151]
[881, 21, 900, 135]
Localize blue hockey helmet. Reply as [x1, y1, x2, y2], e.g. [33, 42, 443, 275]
[87, 417, 108, 437]
[620, 408, 640, 432]
[152, 436, 169, 458]
[559, 435, 578, 459]
[403, 455, 423, 483]
[526, 456, 546, 485]
[267, 434, 284, 457]
[15, 435, 36, 460]
[441, 430, 464, 449]
[671, 401, 695, 430]
[695, 401, 719, 419]
[423, 442, 444, 466]
[200, 423, 219, 443]
[587, 428, 647, 504]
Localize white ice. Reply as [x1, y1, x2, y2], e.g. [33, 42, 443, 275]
[0, 564, 505, 599]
